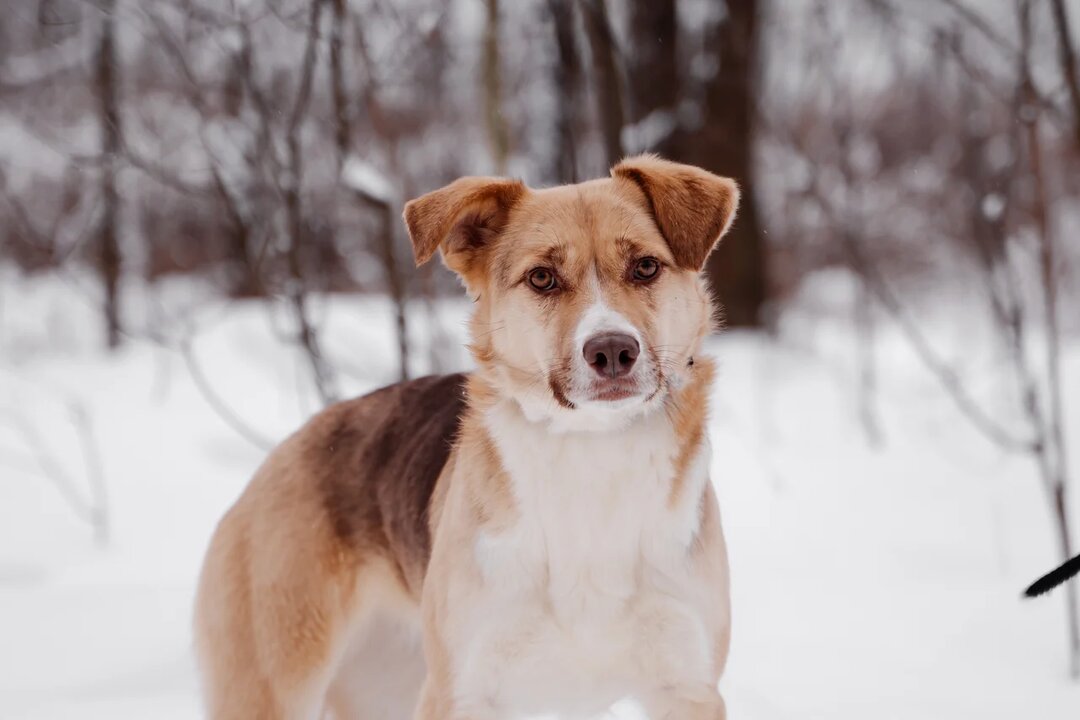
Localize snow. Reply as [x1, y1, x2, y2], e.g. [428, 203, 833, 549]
[341, 156, 396, 204]
[620, 110, 677, 155]
[1, 270, 1079, 719]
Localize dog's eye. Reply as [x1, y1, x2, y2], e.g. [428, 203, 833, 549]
[631, 257, 661, 283]
[527, 267, 558, 293]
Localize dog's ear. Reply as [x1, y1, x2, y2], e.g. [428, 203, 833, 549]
[612, 154, 740, 271]
[403, 177, 526, 278]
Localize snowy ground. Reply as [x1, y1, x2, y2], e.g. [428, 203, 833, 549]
[1, 270, 1078, 719]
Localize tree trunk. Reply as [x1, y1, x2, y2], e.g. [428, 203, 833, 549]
[625, 0, 679, 158]
[548, 0, 580, 183]
[1049, 0, 1080, 150]
[580, 0, 624, 169]
[96, 0, 122, 348]
[483, 0, 510, 174]
[377, 203, 409, 381]
[285, 0, 337, 405]
[695, 0, 767, 328]
[1021, 0, 1079, 676]
[352, 21, 411, 381]
[1053, 484, 1080, 677]
[329, 0, 350, 172]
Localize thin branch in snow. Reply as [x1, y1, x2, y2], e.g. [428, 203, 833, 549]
[179, 335, 274, 452]
[1, 401, 110, 546]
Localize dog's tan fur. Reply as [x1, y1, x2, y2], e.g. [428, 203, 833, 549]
[194, 155, 739, 719]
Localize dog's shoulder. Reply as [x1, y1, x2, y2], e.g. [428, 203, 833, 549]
[296, 372, 470, 581]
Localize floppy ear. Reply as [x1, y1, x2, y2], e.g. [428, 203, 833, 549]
[611, 154, 740, 271]
[402, 177, 526, 278]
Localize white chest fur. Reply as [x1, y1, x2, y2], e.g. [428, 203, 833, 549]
[448, 401, 714, 718]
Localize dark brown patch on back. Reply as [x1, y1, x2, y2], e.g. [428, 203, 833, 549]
[302, 373, 468, 594]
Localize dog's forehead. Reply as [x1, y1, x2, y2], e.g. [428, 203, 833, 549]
[519, 179, 634, 231]
[503, 180, 665, 263]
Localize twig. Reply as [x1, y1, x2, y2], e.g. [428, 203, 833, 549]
[69, 402, 109, 546]
[3, 401, 110, 545]
[179, 335, 274, 451]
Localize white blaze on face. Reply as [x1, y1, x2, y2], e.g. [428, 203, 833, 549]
[572, 274, 641, 386]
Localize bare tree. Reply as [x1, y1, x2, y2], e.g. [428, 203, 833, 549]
[1049, 0, 1080, 149]
[483, 0, 510, 174]
[95, 0, 123, 348]
[283, 0, 338, 404]
[694, 0, 768, 328]
[329, 0, 351, 173]
[625, 0, 679, 158]
[580, 0, 625, 169]
[547, 0, 581, 183]
[350, 20, 407, 382]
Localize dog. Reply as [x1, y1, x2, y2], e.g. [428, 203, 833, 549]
[194, 155, 740, 719]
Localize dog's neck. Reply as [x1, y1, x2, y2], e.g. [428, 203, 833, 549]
[467, 358, 714, 495]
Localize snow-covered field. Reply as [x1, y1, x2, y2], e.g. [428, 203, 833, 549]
[1, 271, 1078, 719]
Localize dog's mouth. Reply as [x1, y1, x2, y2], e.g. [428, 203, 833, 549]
[586, 380, 641, 403]
[548, 371, 660, 410]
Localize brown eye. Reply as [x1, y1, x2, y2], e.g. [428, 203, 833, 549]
[632, 257, 661, 283]
[527, 267, 558, 293]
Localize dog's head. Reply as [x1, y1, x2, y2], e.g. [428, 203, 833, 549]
[404, 155, 739, 429]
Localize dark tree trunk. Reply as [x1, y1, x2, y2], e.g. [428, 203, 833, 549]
[548, 0, 580, 183]
[285, 0, 338, 405]
[329, 0, 350, 171]
[376, 203, 409, 382]
[1050, 0, 1080, 150]
[625, 0, 679, 158]
[483, 0, 510, 174]
[96, 0, 122, 348]
[694, 0, 767, 328]
[580, 0, 624, 169]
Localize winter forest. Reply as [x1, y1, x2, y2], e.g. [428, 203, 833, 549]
[2, 0, 1080, 717]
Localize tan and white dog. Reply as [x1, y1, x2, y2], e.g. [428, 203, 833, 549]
[194, 155, 739, 720]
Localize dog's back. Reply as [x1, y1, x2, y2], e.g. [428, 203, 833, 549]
[194, 373, 467, 719]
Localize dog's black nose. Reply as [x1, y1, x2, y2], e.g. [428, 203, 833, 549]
[583, 333, 639, 378]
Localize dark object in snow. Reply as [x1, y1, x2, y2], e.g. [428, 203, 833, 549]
[1024, 554, 1080, 598]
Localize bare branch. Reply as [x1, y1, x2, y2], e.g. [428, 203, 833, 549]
[179, 335, 274, 451]
[69, 402, 109, 546]
[1, 400, 110, 545]
[937, 0, 1019, 57]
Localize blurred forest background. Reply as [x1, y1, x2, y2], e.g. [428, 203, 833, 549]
[2, 0, 1080, 717]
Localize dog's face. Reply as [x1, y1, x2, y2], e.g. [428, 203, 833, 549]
[405, 155, 739, 428]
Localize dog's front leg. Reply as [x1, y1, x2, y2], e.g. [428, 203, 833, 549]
[641, 685, 727, 720]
